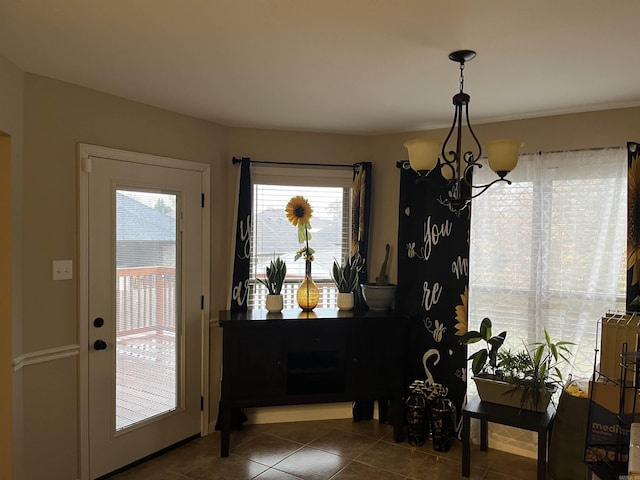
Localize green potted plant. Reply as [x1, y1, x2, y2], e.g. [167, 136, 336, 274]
[459, 317, 573, 412]
[330, 255, 365, 310]
[256, 257, 287, 313]
[360, 244, 396, 310]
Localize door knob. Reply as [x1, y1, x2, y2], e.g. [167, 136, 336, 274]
[93, 339, 108, 350]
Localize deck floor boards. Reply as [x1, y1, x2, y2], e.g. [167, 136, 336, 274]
[115, 330, 177, 430]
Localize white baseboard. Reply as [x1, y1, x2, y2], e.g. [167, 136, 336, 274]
[488, 438, 537, 460]
[247, 403, 355, 424]
[206, 402, 356, 434]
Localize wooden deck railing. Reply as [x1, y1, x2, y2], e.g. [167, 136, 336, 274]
[116, 266, 176, 335]
[252, 281, 338, 310]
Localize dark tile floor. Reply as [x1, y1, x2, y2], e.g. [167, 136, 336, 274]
[110, 418, 539, 479]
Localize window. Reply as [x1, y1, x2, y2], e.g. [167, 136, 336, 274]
[249, 164, 353, 310]
[469, 148, 627, 379]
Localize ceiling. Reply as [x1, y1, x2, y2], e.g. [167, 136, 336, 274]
[1, 0, 640, 135]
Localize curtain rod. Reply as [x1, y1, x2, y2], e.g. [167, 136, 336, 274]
[394, 145, 624, 169]
[232, 156, 357, 169]
[531, 145, 624, 155]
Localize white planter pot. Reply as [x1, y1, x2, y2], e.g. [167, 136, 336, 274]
[473, 376, 552, 412]
[265, 294, 283, 313]
[337, 292, 354, 310]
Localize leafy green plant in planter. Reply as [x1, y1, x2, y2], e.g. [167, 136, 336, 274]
[331, 256, 365, 310]
[256, 257, 286, 312]
[459, 317, 507, 376]
[498, 330, 574, 410]
[256, 257, 287, 294]
[459, 317, 574, 411]
[330, 256, 365, 293]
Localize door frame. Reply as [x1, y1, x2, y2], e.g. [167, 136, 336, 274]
[0, 135, 12, 480]
[78, 143, 210, 480]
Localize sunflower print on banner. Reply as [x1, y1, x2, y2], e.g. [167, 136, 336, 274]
[454, 287, 469, 337]
[351, 166, 366, 258]
[627, 142, 640, 310]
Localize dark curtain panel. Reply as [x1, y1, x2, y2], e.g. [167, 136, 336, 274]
[230, 157, 252, 312]
[351, 162, 375, 420]
[396, 164, 470, 418]
[627, 142, 640, 311]
[351, 162, 372, 308]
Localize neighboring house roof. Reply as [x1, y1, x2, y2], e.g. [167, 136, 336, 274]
[116, 192, 175, 241]
[256, 208, 342, 257]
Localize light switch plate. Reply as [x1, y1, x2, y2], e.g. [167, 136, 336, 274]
[53, 260, 73, 280]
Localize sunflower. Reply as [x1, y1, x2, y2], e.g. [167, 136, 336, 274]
[286, 196, 315, 261]
[285, 196, 313, 227]
[454, 286, 469, 336]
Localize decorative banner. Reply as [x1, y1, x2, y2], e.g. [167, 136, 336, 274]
[396, 164, 470, 417]
[230, 157, 252, 312]
[351, 162, 372, 311]
[627, 142, 640, 310]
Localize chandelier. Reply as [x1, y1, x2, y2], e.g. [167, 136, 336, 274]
[403, 50, 521, 213]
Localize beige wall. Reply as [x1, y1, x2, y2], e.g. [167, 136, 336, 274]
[7, 59, 640, 479]
[20, 74, 227, 479]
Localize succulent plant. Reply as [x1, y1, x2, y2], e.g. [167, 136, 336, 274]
[375, 243, 391, 286]
[330, 256, 365, 293]
[256, 257, 286, 295]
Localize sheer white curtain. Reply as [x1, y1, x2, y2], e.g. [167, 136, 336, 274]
[468, 147, 627, 456]
[470, 147, 627, 380]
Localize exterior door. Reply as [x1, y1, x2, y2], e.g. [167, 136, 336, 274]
[84, 148, 206, 479]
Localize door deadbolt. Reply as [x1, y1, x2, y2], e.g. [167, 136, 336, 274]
[93, 317, 105, 328]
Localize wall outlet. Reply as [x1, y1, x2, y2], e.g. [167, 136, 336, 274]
[53, 260, 73, 280]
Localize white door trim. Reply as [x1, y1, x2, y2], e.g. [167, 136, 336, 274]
[77, 143, 210, 480]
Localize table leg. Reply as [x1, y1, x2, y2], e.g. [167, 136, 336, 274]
[537, 429, 547, 480]
[378, 398, 388, 424]
[390, 397, 404, 443]
[219, 405, 231, 457]
[462, 412, 470, 477]
[480, 419, 488, 451]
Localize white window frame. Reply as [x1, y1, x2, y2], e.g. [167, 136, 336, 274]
[249, 164, 353, 310]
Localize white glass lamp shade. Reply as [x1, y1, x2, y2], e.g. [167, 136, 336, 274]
[485, 139, 521, 174]
[404, 139, 440, 173]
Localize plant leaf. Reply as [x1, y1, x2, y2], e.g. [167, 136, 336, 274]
[488, 331, 507, 349]
[534, 344, 544, 365]
[469, 350, 488, 376]
[479, 317, 492, 341]
[459, 331, 483, 345]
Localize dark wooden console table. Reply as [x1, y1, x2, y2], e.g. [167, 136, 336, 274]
[217, 308, 407, 457]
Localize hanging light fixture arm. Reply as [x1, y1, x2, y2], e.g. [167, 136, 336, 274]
[402, 49, 521, 213]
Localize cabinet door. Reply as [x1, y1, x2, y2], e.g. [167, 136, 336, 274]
[285, 324, 347, 396]
[222, 328, 284, 401]
[346, 321, 404, 396]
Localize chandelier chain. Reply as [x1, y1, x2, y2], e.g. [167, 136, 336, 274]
[459, 63, 465, 94]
